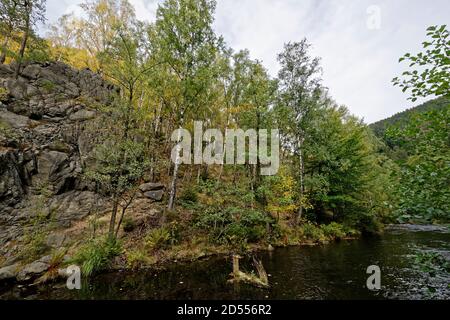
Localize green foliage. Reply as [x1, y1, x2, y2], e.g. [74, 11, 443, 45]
[19, 196, 55, 262]
[197, 179, 216, 196]
[320, 222, 346, 240]
[393, 25, 450, 102]
[85, 97, 150, 238]
[25, 35, 52, 63]
[179, 186, 198, 205]
[87, 139, 148, 196]
[37, 249, 68, 283]
[19, 227, 48, 262]
[386, 26, 450, 224]
[125, 248, 155, 269]
[72, 237, 122, 277]
[386, 107, 450, 222]
[301, 223, 326, 243]
[122, 217, 136, 233]
[300, 105, 395, 231]
[195, 205, 272, 246]
[38, 79, 56, 92]
[370, 97, 449, 138]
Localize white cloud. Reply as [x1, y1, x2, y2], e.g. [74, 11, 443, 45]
[42, 0, 450, 123]
[128, 0, 158, 21]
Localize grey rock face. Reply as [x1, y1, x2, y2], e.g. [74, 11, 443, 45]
[48, 191, 107, 226]
[139, 182, 165, 193]
[144, 190, 165, 202]
[0, 264, 20, 281]
[0, 109, 30, 128]
[139, 183, 165, 202]
[16, 261, 50, 282]
[45, 233, 66, 248]
[69, 109, 97, 121]
[0, 150, 28, 207]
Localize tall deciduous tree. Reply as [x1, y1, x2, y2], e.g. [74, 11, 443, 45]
[14, 0, 46, 78]
[276, 39, 322, 223]
[77, 0, 136, 56]
[152, 0, 220, 210]
[0, 0, 20, 64]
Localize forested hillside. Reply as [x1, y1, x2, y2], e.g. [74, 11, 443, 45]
[370, 96, 450, 137]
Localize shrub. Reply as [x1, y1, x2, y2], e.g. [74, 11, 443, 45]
[320, 222, 346, 240]
[179, 186, 198, 205]
[198, 179, 216, 196]
[122, 217, 136, 233]
[145, 227, 170, 250]
[195, 206, 272, 246]
[72, 237, 122, 276]
[125, 249, 155, 269]
[300, 223, 326, 243]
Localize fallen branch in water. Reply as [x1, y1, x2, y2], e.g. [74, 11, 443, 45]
[228, 254, 269, 288]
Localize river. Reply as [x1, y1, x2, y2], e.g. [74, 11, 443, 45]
[1, 224, 449, 300]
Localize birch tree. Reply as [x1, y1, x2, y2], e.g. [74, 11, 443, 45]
[276, 40, 322, 223]
[152, 0, 220, 210]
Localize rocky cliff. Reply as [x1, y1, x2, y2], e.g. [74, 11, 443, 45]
[0, 62, 115, 253]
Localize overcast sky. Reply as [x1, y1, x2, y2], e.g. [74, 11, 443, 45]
[43, 0, 450, 123]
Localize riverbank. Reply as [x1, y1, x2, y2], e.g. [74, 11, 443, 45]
[0, 212, 361, 288]
[2, 224, 449, 300]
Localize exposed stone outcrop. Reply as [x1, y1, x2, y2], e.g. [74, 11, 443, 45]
[0, 61, 115, 252]
[139, 182, 165, 202]
[16, 260, 50, 282]
[0, 263, 19, 281]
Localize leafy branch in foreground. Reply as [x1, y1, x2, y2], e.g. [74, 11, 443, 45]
[393, 25, 450, 102]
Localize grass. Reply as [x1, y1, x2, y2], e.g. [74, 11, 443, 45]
[38, 79, 56, 92]
[36, 249, 67, 283]
[72, 237, 122, 276]
[145, 226, 173, 251]
[125, 248, 156, 269]
[18, 196, 56, 262]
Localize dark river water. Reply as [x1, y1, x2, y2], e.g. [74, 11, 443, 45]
[1, 224, 449, 300]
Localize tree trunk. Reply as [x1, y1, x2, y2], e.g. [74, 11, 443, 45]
[216, 164, 224, 187]
[115, 207, 126, 238]
[168, 160, 180, 210]
[114, 196, 134, 238]
[197, 166, 201, 184]
[168, 123, 183, 210]
[255, 110, 261, 192]
[296, 142, 305, 224]
[109, 199, 119, 239]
